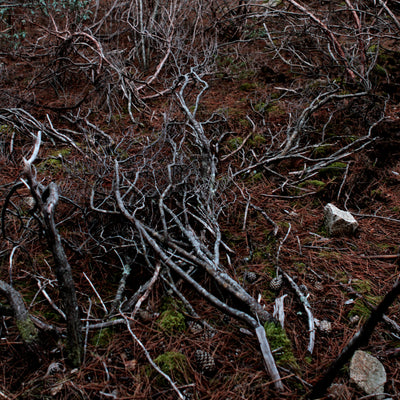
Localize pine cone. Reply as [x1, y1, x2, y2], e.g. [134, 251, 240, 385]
[195, 350, 216, 374]
[270, 275, 283, 290]
[244, 271, 258, 283]
[188, 321, 203, 335]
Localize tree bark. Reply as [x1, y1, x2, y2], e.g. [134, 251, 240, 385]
[0, 280, 38, 346]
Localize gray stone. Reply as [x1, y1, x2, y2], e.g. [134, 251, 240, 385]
[350, 350, 386, 398]
[324, 203, 358, 236]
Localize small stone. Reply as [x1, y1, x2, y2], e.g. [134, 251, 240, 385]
[270, 275, 283, 290]
[350, 315, 360, 325]
[324, 203, 358, 236]
[195, 350, 216, 374]
[315, 319, 332, 333]
[44, 362, 64, 377]
[350, 350, 386, 398]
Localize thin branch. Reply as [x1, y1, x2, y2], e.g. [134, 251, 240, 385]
[121, 312, 185, 400]
[310, 275, 400, 398]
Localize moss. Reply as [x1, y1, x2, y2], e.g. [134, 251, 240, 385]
[293, 262, 307, 274]
[373, 64, 387, 77]
[266, 103, 285, 115]
[367, 44, 378, 55]
[348, 299, 371, 322]
[227, 136, 243, 150]
[313, 145, 332, 158]
[239, 82, 257, 91]
[352, 279, 371, 294]
[348, 296, 382, 322]
[49, 148, 71, 158]
[248, 134, 266, 147]
[278, 221, 290, 229]
[249, 171, 263, 182]
[298, 180, 326, 189]
[262, 289, 277, 303]
[158, 309, 186, 334]
[238, 118, 251, 128]
[216, 55, 234, 67]
[304, 355, 312, 364]
[90, 327, 114, 347]
[155, 351, 187, 374]
[254, 102, 267, 112]
[16, 318, 38, 344]
[319, 162, 347, 178]
[253, 236, 277, 261]
[264, 322, 298, 369]
[152, 352, 188, 384]
[318, 250, 342, 260]
[0, 124, 13, 135]
[37, 157, 63, 173]
[238, 70, 255, 80]
[335, 270, 349, 284]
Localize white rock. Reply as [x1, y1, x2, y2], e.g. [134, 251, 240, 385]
[350, 350, 386, 398]
[314, 318, 332, 333]
[324, 203, 358, 236]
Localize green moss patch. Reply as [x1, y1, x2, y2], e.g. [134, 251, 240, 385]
[319, 162, 347, 178]
[90, 327, 114, 347]
[153, 351, 188, 384]
[158, 309, 186, 334]
[264, 322, 298, 369]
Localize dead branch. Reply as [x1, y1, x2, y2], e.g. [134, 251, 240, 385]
[310, 275, 400, 398]
[22, 132, 83, 367]
[131, 262, 161, 319]
[121, 311, 186, 400]
[284, 0, 356, 80]
[0, 280, 38, 346]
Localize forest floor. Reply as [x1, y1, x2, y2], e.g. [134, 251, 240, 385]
[1, 2, 400, 399]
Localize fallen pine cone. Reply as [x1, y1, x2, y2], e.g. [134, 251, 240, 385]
[270, 275, 283, 290]
[244, 271, 258, 283]
[195, 350, 216, 374]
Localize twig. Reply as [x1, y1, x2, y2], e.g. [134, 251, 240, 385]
[221, 130, 253, 161]
[83, 272, 108, 314]
[376, 0, 400, 31]
[256, 325, 285, 391]
[121, 312, 186, 400]
[337, 162, 350, 201]
[109, 251, 131, 315]
[280, 268, 315, 354]
[36, 279, 66, 320]
[131, 262, 161, 319]
[310, 275, 400, 398]
[284, 0, 356, 80]
[83, 299, 92, 364]
[249, 203, 279, 236]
